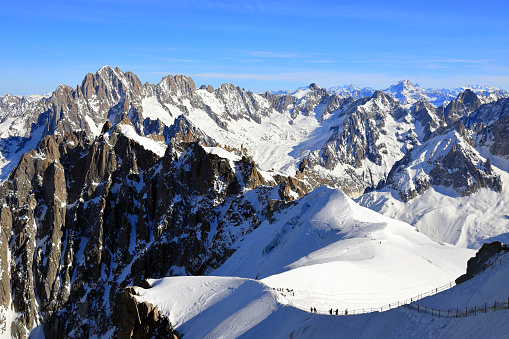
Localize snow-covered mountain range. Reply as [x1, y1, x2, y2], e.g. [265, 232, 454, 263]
[283, 80, 508, 107]
[1, 66, 509, 338]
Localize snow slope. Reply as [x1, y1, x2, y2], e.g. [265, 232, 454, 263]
[117, 124, 167, 157]
[136, 251, 509, 339]
[211, 187, 473, 312]
[358, 168, 509, 249]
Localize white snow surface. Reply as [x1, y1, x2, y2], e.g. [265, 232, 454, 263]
[203, 147, 242, 162]
[117, 124, 167, 157]
[141, 96, 176, 127]
[135, 246, 509, 339]
[213, 186, 473, 311]
[131, 186, 486, 338]
[358, 166, 509, 249]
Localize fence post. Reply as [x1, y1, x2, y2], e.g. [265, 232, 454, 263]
[456, 308, 458, 318]
[485, 303, 487, 313]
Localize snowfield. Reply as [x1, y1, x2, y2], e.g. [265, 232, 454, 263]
[358, 168, 509, 249]
[117, 123, 167, 157]
[213, 187, 473, 311]
[132, 186, 493, 338]
[136, 253, 509, 339]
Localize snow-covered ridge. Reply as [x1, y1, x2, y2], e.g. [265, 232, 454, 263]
[134, 247, 509, 338]
[117, 123, 167, 157]
[213, 186, 473, 311]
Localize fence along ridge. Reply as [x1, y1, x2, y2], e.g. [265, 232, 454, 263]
[406, 298, 509, 318]
[279, 251, 509, 316]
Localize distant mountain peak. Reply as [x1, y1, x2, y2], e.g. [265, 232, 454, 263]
[99, 64, 113, 72]
[309, 83, 320, 90]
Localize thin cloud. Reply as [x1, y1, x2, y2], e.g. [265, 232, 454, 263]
[305, 59, 333, 64]
[241, 51, 299, 58]
[192, 73, 273, 80]
[190, 71, 405, 88]
[159, 58, 203, 63]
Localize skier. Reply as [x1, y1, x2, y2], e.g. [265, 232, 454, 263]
[329, 308, 332, 315]
[314, 307, 317, 313]
[345, 309, 348, 315]
[335, 309, 338, 315]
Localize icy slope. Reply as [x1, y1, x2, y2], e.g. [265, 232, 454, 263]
[213, 186, 474, 311]
[135, 252, 509, 339]
[358, 168, 509, 249]
[135, 276, 281, 339]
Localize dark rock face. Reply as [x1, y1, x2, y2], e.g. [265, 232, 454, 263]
[444, 89, 481, 124]
[0, 207, 12, 333]
[0, 117, 316, 338]
[306, 91, 407, 196]
[261, 92, 296, 114]
[214, 83, 272, 124]
[428, 143, 501, 196]
[410, 99, 442, 141]
[383, 125, 502, 202]
[465, 97, 509, 128]
[456, 241, 509, 284]
[116, 286, 179, 339]
[471, 109, 509, 158]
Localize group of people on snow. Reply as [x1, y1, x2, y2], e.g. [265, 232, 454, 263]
[310, 307, 348, 315]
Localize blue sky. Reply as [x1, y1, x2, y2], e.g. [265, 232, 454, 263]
[1, 0, 508, 95]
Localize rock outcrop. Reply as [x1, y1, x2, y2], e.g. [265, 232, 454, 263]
[456, 241, 509, 284]
[116, 286, 179, 339]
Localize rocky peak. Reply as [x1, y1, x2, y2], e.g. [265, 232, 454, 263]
[80, 66, 140, 100]
[0, 93, 23, 105]
[214, 83, 272, 123]
[388, 79, 416, 92]
[411, 99, 441, 140]
[159, 74, 196, 98]
[383, 129, 502, 202]
[199, 84, 215, 93]
[309, 83, 319, 91]
[444, 89, 481, 124]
